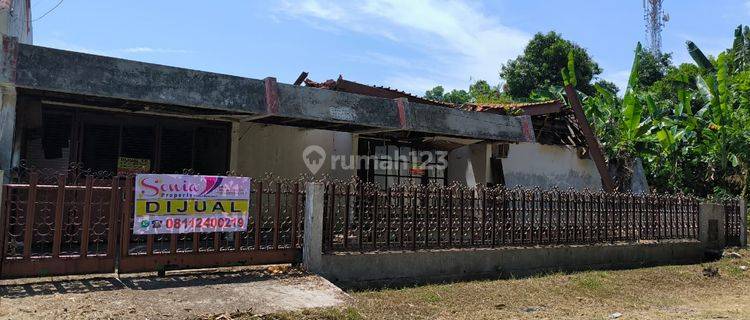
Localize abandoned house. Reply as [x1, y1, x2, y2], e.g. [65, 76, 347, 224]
[0, 1, 615, 192]
[0, 41, 617, 192]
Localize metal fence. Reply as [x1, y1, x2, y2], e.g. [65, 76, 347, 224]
[118, 176, 305, 273]
[322, 182, 701, 253]
[0, 169, 304, 278]
[724, 198, 744, 246]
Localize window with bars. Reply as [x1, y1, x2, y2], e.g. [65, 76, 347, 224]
[357, 138, 447, 189]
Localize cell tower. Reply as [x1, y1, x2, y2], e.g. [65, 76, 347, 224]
[643, 0, 668, 55]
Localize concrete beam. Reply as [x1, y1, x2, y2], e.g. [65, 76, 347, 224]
[6, 38, 531, 142]
[13, 42, 268, 114]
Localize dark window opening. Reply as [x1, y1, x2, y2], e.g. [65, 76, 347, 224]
[160, 128, 194, 174]
[81, 124, 120, 173]
[194, 127, 229, 175]
[358, 138, 447, 189]
[23, 105, 230, 176]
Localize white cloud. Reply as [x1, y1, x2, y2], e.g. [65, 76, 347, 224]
[277, 0, 529, 94]
[35, 39, 192, 57]
[36, 39, 107, 56]
[121, 47, 192, 54]
[600, 69, 630, 96]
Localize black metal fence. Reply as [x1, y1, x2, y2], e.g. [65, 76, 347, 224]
[724, 198, 744, 246]
[322, 182, 701, 253]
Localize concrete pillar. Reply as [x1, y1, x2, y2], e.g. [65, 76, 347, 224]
[699, 203, 725, 251]
[740, 199, 747, 247]
[0, 84, 16, 173]
[303, 182, 325, 273]
[0, 0, 32, 44]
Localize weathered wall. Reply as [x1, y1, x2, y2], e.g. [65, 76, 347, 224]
[699, 203, 726, 251]
[502, 143, 602, 190]
[315, 240, 702, 287]
[446, 143, 491, 187]
[232, 122, 355, 180]
[0, 0, 32, 44]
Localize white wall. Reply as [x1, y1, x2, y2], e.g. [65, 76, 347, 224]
[231, 124, 602, 191]
[446, 143, 491, 187]
[501, 143, 602, 190]
[232, 122, 355, 180]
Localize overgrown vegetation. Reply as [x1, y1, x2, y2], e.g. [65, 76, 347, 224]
[580, 26, 750, 201]
[424, 26, 750, 202]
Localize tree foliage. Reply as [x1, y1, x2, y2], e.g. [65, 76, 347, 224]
[635, 51, 672, 88]
[582, 25, 750, 201]
[424, 80, 511, 104]
[423, 26, 750, 201]
[500, 31, 602, 98]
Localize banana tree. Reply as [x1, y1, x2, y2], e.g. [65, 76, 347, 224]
[687, 27, 750, 200]
[583, 43, 657, 157]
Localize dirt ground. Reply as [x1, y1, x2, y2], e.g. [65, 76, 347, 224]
[257, 249, 750, 320]
[0, 266, 349, 320]
[3, 250, 750, 320]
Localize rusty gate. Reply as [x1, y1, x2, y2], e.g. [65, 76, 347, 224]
[0, 171, 303, 279]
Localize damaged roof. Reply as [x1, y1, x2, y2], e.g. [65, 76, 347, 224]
[300, 73, 588, 148]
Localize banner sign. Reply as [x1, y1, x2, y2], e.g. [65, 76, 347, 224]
[133, 174, 251, 235]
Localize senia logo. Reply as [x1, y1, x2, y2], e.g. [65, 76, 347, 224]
[139, 176, 226, 197]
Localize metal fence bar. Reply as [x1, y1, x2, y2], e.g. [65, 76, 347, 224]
[292, 182, 299, 248]
[254, 181, 262, 250]
[0, 186, 7, 274]
[322, 182, 705, 253]
[80, 176, 94, 257]
[106, 177, 120, 258]
[22, 173, 38, 259]
[51, 174, 65, 258]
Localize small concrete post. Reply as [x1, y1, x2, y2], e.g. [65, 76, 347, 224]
[740, 199, 747, 247]
[699, 203, 726, 251]
[303, 182, 325, 273]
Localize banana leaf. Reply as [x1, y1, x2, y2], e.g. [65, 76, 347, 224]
[686, 41, 716, 72]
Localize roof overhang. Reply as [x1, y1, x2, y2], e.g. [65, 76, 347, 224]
[0, 36, 534, 143]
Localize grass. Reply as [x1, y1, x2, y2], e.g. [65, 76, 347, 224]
[236, 249, 750, 319]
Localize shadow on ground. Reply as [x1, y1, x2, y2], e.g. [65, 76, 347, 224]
[0, 268, 305, 299]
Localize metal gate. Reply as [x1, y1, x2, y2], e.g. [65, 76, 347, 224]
[0, 171, 303, 279]
[117, 176, 304, 274]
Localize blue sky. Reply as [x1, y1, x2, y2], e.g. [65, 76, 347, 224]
[31, 0, 749, 96]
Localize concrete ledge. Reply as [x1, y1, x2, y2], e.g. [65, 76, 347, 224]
[317, 240, 703, 287]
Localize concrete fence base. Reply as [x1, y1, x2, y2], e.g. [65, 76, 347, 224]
[315, 240, 702, 287]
